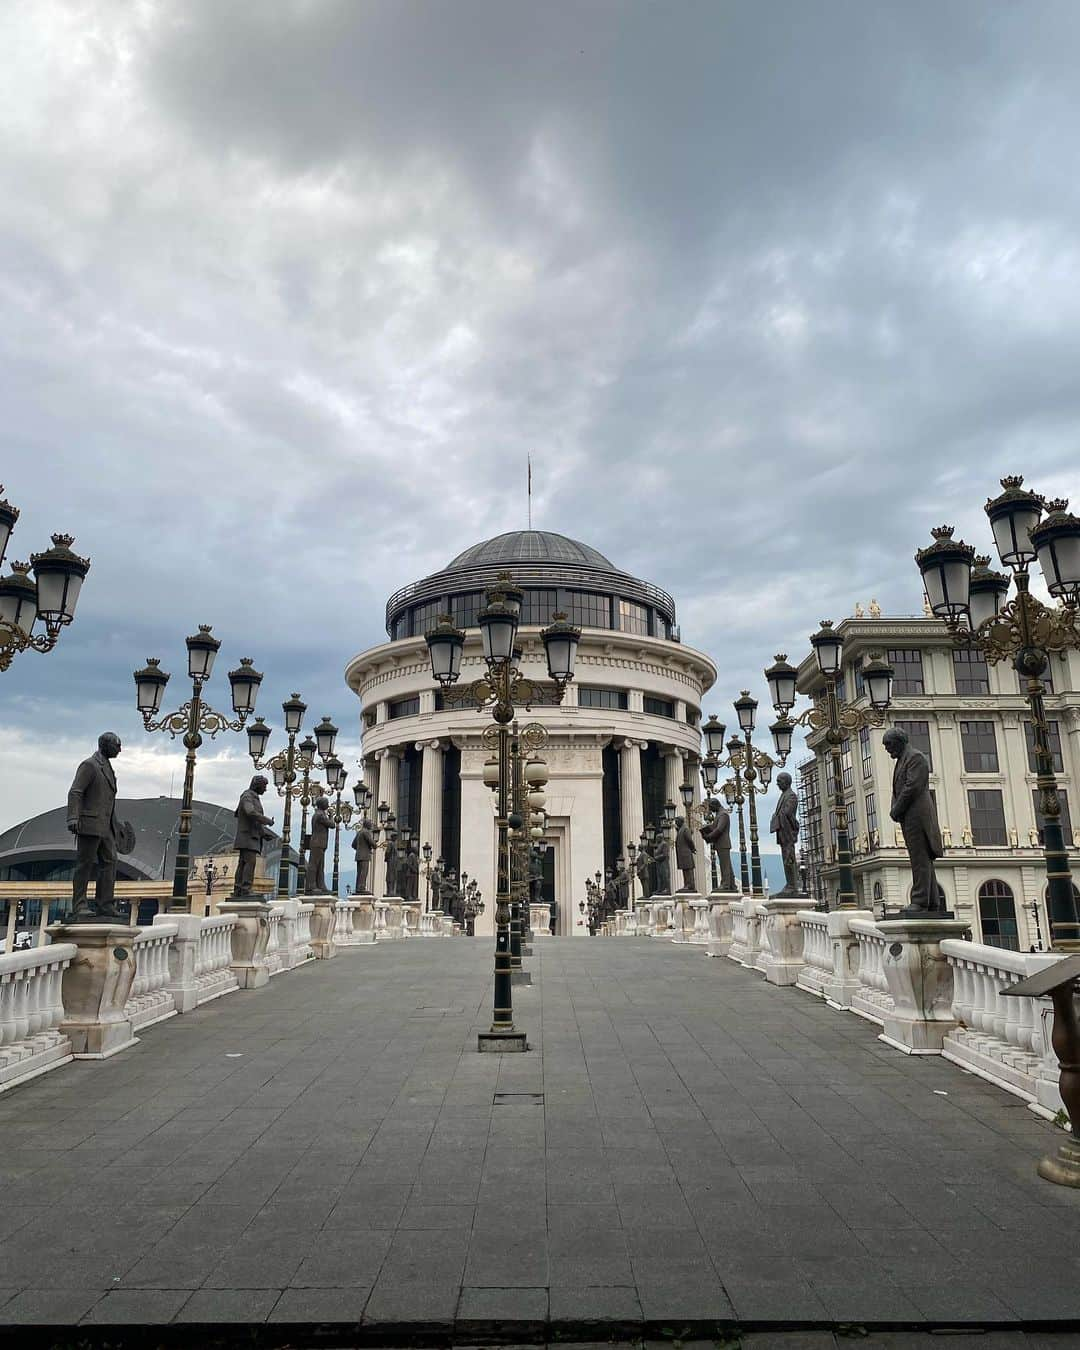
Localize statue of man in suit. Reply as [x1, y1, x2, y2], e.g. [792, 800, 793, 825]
[635, 839, 653, 899]
[884, 726, 946, 914]
[769, 773, 802, 896]
[384, 830, 400, 897]
[233, 774, 275, 897]
[401, 839, 420, 901]
[675, 816, 697, 892]
[67, 732, 124, 921]
[352, 818, 376, 895]
[653, 833, 671, 896]
[305, 796, 332, 895]
[700, 800, 736, 892]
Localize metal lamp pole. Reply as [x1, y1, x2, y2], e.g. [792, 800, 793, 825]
[249, 693, 309, 897]
[135, 627, 263, 913]
[423, 591, 580, 1051]
[915, 480, 1080, 948]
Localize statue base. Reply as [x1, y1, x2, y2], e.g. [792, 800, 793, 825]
[478, 1029, 529, 1053]
[898, 903, 955, 920]
[217, 900, 274, 989]
[1039, 1134, 1080, 1188]
[877, 917, 970, 1053]
[47, 923, 140, 1058]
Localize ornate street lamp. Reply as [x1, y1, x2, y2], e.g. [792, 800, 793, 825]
[249, 692, 315, 897]
[135, 626, 263, 912]
[705, 701, 776, 898]
[0, 485, 91, 673]
[766, 628, 893, 911]
[424, 583, 579, 1051]
[916, 478, 1080, 948]
[322, 752, 349, 896]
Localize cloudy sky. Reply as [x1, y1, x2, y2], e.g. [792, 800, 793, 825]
[2, 0, 1079, 839]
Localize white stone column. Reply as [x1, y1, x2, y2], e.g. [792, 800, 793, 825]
[374, 748, 401, 899]
[619, 739, 646, 856]
[662, 745, 683, 808]
[417, 739, 444, 873]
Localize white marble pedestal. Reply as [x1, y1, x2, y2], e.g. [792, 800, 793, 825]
[47, 923, 139, 1058]
[878, 917, 972, 1053]
[308, 898, 338, 959]
[761, 898, 809, 985]
[705, 893, 740, 957]
[218, 900, 274, 989]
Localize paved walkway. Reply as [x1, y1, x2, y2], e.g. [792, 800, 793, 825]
[1, 937, 1080, 1341]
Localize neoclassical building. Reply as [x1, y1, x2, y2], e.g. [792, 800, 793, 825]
[796, 611, 1080, 950]
[345, 531, 717, 934]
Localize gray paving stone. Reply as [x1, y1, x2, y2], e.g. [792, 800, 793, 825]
[176, 1287, 280, 1322]
[80, 1288, 190, 1323]
[0, 1288, 104, 1324]
[457, 1285, 549, 1324]
[269, 1287, 370, 1321]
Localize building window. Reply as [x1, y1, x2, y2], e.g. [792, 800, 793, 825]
[864, 791, 878, 846]
[960, 721, 999, 773]
[888, 649, 924, 695]
[521, 588, 559, 625]
[411, 600, 444, 638]
[643, 696, 675, 718]
[893, 719, 932, 771]
[578, 687, 628, 711]
[968, 789, 1008, 846]
[563, 591, 611, 629]
[618, 599, 649, 636]
[396, 745, 422, 834]
[841, 738, 853, 791]
[1018, 662, 1055, 694]
[850, 657, 865, 701]
[392, 613, 409, 641]
[1032, 788, 1072, 846]
[450, 591, 484, 628]
[978, 880, 1020, 952]
[953, 647, 990, 696]
[859, 726, 873, 779]
[685, 707, 700, 727]
[363, 709, 377, 729]
[1024, 719, 1065, 774]
[387, 696, 420, 720]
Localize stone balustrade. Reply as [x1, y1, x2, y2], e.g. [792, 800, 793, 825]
[728, 898, 766, 969]
[124, 924, 179, 1032]
[941, 939, 1062, 1114]
[0, 942, 75, 1089]
[849, 917, 894, 1025]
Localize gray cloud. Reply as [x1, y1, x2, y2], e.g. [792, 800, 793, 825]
[2, 0, 1079, 828]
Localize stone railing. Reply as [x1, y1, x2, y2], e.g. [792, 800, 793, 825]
[125, 924, 179, 1032]
[728, 899, 765, 969]
[849, 917, 894, 1025]
[941, 940, 1061, 1114]
[192, 915, 241, 1004]
[0, 943, 75, 1090]
[265, 906, 289, 975]
[795, 911, 831, 998]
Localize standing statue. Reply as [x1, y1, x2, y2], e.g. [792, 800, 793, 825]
[67, 732, 129, 922]
[528, 848, 544, 905]
[402, 839, 420, 901]
[431, 860, 444, 911]
[233, 774, 275, 897]
[384, 830, 400, 897]
[653, 833, 672, 896]
[884, 726, 946, 914]
[769, 773, 802, 897]
[305, 796, 332, 895]
[635, 840, 653, 899]
[700, 799, 736, 892]
[352, 818, 376, 895]
[614, 857, 630, 909]
[602, 868, 618, 918]
[675, 816, 697, 892]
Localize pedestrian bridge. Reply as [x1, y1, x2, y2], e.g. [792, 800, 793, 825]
[1, 908, 1079, 1340]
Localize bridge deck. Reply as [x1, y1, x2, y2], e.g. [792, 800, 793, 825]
[0, 938, 1078, 1337]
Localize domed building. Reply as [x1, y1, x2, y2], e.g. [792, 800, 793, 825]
[345, 531, 718, 934]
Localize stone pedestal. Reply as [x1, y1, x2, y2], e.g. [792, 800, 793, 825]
[217, 900, 273, 989]
[706, 894, 739, 957]
[650, 899, 673, 935]
[877, 917, 972, 1054]
[402, 901, 421, 937]
[345, 898, 376, 944]
[381, 898, 404, 939]
[822, 909, 873, 1008]
[689, 899, 711, 946]
[672, 895, 700, 943]
[761, 898, 808, 986]
[478, 1029, 528, 1053]
[529, 902, 551, 935]
[47, 923, 139, 1058]
[308, 898, 338, 959]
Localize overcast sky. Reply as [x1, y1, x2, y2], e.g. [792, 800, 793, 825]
[2, 0, 1079, 840]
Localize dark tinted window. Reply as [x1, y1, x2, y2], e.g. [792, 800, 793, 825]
[643, 696, 675, 718]
[888, 648, 924, 695]
[1024, 719, 1064, 773]
[893, 720, 932, 771]
[953, 647, 990, 695]
[960, 721, 998, 773]
[968, 789, 1007, 845]
[579, 687, 628, 710]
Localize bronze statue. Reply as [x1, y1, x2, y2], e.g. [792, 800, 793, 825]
[528, 848, 544, 905]
[233, 774, 275, 897]
[431, 860, 445, 911]
[602, 868, 618, 918]
[614, 857, 630, 908]
[384, 830, 399, 897]
[653, 833, 672, 896]
[67, 732, 127, 921]
[675, 816, 697, 892]
[700, 800, 736, 891]
[884, 726, 946, 915]
[402, 839, 420, 901]
[636, 840, 653, 899]
[769, 772, 802, 896]
[352, 818, 376, 894]
[305, 796, 332, 895]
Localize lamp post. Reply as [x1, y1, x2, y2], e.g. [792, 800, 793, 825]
[765, 642, 894, 911]
[322, 752, 348, 896]
[423, 586, 580, 1051]
[248, 693, 308, 897]
[704, 709, 773, 898]
[915, 478, 1080, 948]
[135, 627, 263, 912]
[197, 858, 230, 897]
[0, 486, 91, 674]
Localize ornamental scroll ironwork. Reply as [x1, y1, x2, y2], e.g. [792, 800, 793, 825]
[0, 619, 65, 673]
[141, 700, 248, 740]
[964, 590, 1080, 666]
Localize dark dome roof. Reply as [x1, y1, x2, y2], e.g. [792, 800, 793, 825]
[446, 531, 615, 572]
